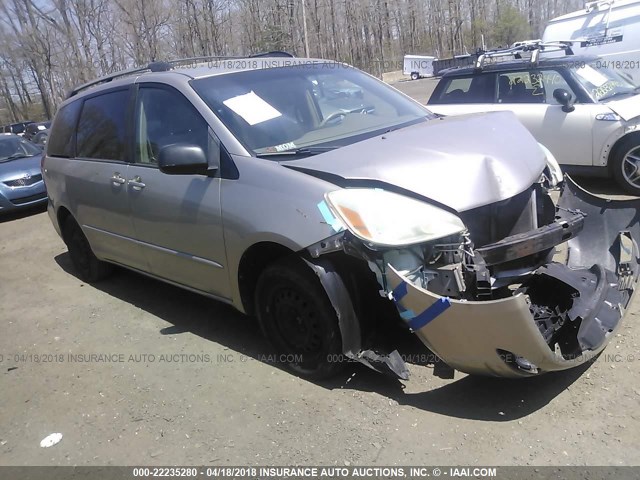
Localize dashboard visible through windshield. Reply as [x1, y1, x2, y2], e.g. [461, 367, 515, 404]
[192, 64, 433, 156]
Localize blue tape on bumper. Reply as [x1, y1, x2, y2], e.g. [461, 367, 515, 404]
[406, 297, 452, 331]
[400, 309, 416, 320]
[392, 282, 408, 302]
[391, 281, 450, 330]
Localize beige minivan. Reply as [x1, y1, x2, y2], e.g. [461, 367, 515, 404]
[43, 54, 640, 382]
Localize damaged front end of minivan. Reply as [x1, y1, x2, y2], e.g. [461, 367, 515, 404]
[307, 174, 640, 379]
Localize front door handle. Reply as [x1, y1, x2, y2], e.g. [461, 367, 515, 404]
[111, 173, 126, 185]
[128, 176, 146, 190]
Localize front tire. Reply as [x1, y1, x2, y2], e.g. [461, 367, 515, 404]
[63, 217, 113, 282]
[255, 257, 344, 380]
[611, 137, 640, 195]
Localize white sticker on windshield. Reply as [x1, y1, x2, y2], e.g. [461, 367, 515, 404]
[275, 142, 296, 151]
[576, 65, 608, 87]
[223, 91, 282, 125]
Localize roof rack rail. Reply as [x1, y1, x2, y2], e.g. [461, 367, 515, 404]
[474, 41, 574, 70]
[66, 65, 149, 99]
[249, 51, 294, 58]
[585, 1, 613, 13]
[66, 51, 295, 98]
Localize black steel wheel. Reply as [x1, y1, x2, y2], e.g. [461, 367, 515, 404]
[255, 257, 344, 379]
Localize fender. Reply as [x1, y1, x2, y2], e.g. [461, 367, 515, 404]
[302, 257, 409, 380]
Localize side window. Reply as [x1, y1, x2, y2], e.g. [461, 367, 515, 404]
[497, 71, 545, 104]
[48, 100, 82, 158]
[434, 75, 494, 104]
[135, 87, 209, 165]
[76, 90, 129, 160]
[539, 70, 575, 105]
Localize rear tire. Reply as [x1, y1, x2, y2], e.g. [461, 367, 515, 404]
[611, 137, 640, 195]
[410, 72, 419, 80]
[63, 217, 113, 282]
[255, 256, 344, 380]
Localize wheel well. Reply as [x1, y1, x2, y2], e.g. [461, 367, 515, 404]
[57, 207, 73, 243]
[608, 132, 640, 171]
[238, 243, 397, 349]
[238, 242, 296, 315]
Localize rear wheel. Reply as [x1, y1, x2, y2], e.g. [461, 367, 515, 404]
[410, 72, 419, 80]
[255, 257, 344, 379]
[612, 137, 640, 195]
[63, 217, 113, 282]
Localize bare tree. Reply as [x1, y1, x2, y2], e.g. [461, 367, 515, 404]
[0, 0, 587, 124]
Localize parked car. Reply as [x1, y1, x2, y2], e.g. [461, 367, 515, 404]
[0, 134, 47, 213]
[32, 129, 49, 147]
[3, 121, 35, 136]
[427, 50, 640, 194]
[43, 56, 640, 381]
[24, 121, 51, 142]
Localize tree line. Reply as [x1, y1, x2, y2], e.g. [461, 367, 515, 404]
[0, 0, 585, 123]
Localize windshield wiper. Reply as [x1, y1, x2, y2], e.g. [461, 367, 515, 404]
[256, 146, 338, 158]
[5, 153, 31, 160]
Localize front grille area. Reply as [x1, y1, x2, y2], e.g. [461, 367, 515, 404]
[3, 174, 42, 187]
[11, 192, 47, 205]
[458, 185, 556, 248]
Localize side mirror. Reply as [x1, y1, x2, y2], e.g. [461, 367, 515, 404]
[553, 88, 575, 113]
[158, 143, 210, 175]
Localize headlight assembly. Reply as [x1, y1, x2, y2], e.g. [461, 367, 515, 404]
[325, 188, 466, 247]
[538, 142, 563, 187]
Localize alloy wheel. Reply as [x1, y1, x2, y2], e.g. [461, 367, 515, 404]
[622, 146, 640, 188]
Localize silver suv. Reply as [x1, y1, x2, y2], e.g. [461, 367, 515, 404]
[43, 55, 640, 381]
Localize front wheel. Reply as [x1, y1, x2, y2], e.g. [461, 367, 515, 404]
[611, 137, 640, 195]
[255, 257, 344, 379]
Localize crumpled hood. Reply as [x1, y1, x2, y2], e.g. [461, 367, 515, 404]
[288, 111, 545, 212]
[605, 93, 640, 122]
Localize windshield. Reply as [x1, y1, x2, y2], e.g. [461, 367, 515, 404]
[572, 62, 637, 101]
[192, 63, 432, 155]
[0, 136, 42, 162]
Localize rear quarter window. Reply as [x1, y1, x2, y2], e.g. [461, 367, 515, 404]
[48, 100, 82, 158]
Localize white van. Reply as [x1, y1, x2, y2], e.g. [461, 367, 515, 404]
[542, 0, 640, 82]
[403, 55, 436, 80]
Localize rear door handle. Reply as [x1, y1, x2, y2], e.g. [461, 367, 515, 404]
[111, 173, 126, 185]
[128, 176, 146, 190]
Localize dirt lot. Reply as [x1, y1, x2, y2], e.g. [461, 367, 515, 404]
[2, 81, 640, 467]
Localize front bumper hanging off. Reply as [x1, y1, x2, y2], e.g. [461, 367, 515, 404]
[387, 177, 640, 377]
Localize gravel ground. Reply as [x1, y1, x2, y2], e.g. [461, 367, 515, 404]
[1, 80, 640, 467]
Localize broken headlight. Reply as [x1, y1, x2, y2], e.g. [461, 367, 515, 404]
[538, 142, 563, 188]
[325, 188, 466, 247]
